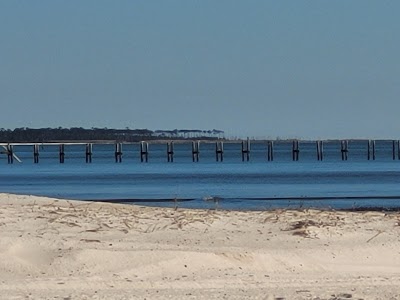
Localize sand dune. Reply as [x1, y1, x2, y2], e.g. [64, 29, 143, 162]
[1, 193, 400, 299]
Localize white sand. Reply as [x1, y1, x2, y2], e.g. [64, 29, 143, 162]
[1, 193, 400, 299]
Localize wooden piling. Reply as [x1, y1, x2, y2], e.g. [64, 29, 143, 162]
[392, 140, 399, 161]
[392, 140, 396, 160]
[367, 140, 371, 160]
[292, 140, 299, 161]
[321, 141, 324, 161]
[192, 141, 200, 162]
[59, 144, 65, 163]
[85, 143, 93, 163]
[7, 145, 13, 164]
[241, 138, 250, 162]
[367, 140, 376, 161]
[167, 142, 174, 162]
[398, 140, 400, 160]
[216, 141, 224, 162]
[372, 140, 376, 160]
[316, 141, 323, 161]
[140, 141, 149, 163]
[33, 144, 39, 163]
[267, 141, 274, 161]
[115, 143, 122, 163]
[341, 140, 348, 161]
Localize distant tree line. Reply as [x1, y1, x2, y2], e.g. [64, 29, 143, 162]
[0, 127, 225, 143]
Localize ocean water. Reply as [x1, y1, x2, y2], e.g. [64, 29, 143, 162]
[1, 141, 400, 210]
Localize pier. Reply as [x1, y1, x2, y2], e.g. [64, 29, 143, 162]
[1, 139, 400, 164]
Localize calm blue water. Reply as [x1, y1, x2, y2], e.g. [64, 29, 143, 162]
[1, 141, 400, 210]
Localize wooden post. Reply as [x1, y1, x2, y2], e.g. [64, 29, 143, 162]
[398, 140, 400, 160]
[7, 145, 13, 164]
[140, 141, 149, 163]
[241, 138, 250, 162]
[85, 143, 93, 163]
[216, 141, 224, 162]
[192, 141, 200, 162]
[372, 140, 376, 160]
[316, 141, 323, 161]
[321, 141, 324, 161]
[393, 140, 396, 161]
[115, 143, 122, 163]
[33, 144, 39, 163]
[267, 141, 274, 161]
[59, 144, 65, 163]
[241, 141, 245, 161]
[292, 141, 296, 161]
[367, 140, 371, 160]
[292, 140, 299, 161]
[368, 140, 376, 161]
[167, 142, 174, 162]
[341, 140, 348, 161]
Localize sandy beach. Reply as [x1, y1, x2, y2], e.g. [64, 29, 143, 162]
[1, 193, 400, 299]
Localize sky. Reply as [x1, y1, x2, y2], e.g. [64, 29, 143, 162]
[0, 1, 399, 139]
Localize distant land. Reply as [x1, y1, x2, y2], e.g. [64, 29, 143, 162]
[0, 127, 225, 143]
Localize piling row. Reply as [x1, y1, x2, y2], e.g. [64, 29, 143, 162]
[2, 140, 400, 164]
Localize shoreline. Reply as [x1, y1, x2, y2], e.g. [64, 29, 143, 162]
[1, 193, 400, 299]
[6, 192, 400, 213]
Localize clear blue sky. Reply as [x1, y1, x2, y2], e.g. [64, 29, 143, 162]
[1, 1, 399, 139]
